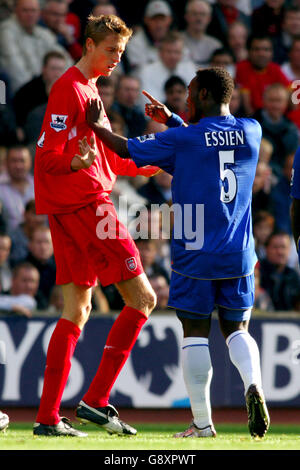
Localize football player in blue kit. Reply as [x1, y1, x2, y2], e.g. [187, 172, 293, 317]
[83, 67, 270, 439]
[291, 148, 300, 266]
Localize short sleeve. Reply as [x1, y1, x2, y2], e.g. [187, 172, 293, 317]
[127, 128, 177, 175]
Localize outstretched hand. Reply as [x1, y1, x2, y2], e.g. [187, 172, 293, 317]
[143, 90, 172, 124]
[86, 98, 105, 129]
[72, 135, 97, 170]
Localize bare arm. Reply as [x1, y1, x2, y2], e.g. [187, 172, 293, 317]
[86, 99, 130, 158]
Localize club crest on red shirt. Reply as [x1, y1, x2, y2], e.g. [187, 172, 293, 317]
[126, 257, 137, 271]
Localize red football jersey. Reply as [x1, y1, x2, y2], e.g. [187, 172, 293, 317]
[34, 66, 155, 215]
[235, 60, 291, 112]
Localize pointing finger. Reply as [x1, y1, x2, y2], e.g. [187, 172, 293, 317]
[142, 90, 161, 104]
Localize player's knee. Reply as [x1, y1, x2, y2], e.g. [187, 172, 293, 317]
[143, 289, 157, 313]
[65, 303, 91, 327]
[128, 288, 156, 315]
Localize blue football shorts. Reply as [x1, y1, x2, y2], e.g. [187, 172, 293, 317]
[168, 270, 255, 322]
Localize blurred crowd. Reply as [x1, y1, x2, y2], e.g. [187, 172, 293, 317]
[0, 0, 300, 317]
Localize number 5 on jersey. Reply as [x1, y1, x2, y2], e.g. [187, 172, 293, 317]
[219, 150, 237, 203]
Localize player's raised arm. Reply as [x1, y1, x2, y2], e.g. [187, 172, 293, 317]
[143, 90, 188, 128]
[86, 98, 130, 158]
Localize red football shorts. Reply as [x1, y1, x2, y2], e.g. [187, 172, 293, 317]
[48, 200, 144, 287]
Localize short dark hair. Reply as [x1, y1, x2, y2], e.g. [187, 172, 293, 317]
[12, 262, 39, 278]
[43, 50, 66, 67]
[164, 75, 186, 92]
[253, 210, 275, 227]
[246, 34, 273, 51]
[284, 5, 300, 17]
[25, 199, 36, 212]
[210, 47, 234, 62]
[195, 67, 234, 104]
[265, 230, 290, 247]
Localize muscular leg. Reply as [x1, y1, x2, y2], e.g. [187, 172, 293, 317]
[82, 273, 156, 408]
[36, 283, 92, 425]
[219, 315, 262, 392]
[61, 283, 92, 329]
[219, 312, 269, 437]
[177, 316, 214, 432]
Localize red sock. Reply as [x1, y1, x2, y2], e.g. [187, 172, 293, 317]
[36, 318, 81, 425]
[83, 306, 147, 408]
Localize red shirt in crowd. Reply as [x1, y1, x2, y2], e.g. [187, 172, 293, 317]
[235, 60, 290, 112]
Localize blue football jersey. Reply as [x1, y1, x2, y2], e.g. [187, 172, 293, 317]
[291, 147, 300, 200]
[127, 114, 262, 279]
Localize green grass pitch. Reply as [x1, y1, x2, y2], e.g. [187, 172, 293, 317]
[0, 422, 300, 451]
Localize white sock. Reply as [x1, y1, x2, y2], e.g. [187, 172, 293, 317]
[226, 330, 262, 394]
[181, 337, 213, 429]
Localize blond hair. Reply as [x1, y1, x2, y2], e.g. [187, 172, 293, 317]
[83, 14, 132, 54]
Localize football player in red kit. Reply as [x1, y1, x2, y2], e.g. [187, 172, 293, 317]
[33, 14, 158, 437]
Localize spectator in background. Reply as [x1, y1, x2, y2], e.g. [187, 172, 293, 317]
[229, 85, 247, 116]
[149, 273, 169, 310]
[135, 238, 170, 283]
[138, 171, 173, 205]
[253, 261, 274, 311]
[96, 76, 115, 113]
[48, 284, 64, 314]
[251, 0, 285, 38]
[138, 31, 196, 105]
[13, 50, 67, 137]
[24, 225, 56, 309]
[0, 148, 7, 183]
[68, 0, 108, 41]
[133, 205, 172, 276]
[252, 161, 273, 216]
[227, 20, 249, 62]
[92, 3, 117, 17]
[0, 103, 18, 147]
[0, 204, 6, 234]
[270, 153, 294, 235]
[0, 144, 34, 232]
[23, 51, 67, 146]
[209, 47, 236, 77]
[9, 199, 47, 267]
[0, 66, 18, 145]
[126, 0, 174, 71]
[259, 137, 274, 164]
[253, 83, 299, 173]
[206, 0, 250, 48]
[164, 75, 188, 122]
[111, 75, 147, 137]
[106, 110, 126, 136]
[253, 210, 275, 261]
[0, 232, 12, 293]
[281, 36, 300, 81]
[272, 6, 300, 64]
[0, 262, 40, 317]
[0, 0, 72, 93]
[0, 0, 14, 21]
[235, 35, 291, 115]
[181, 0, 222, 67]
[40, 0, 82, 61]
[260, 231, 300, 311]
